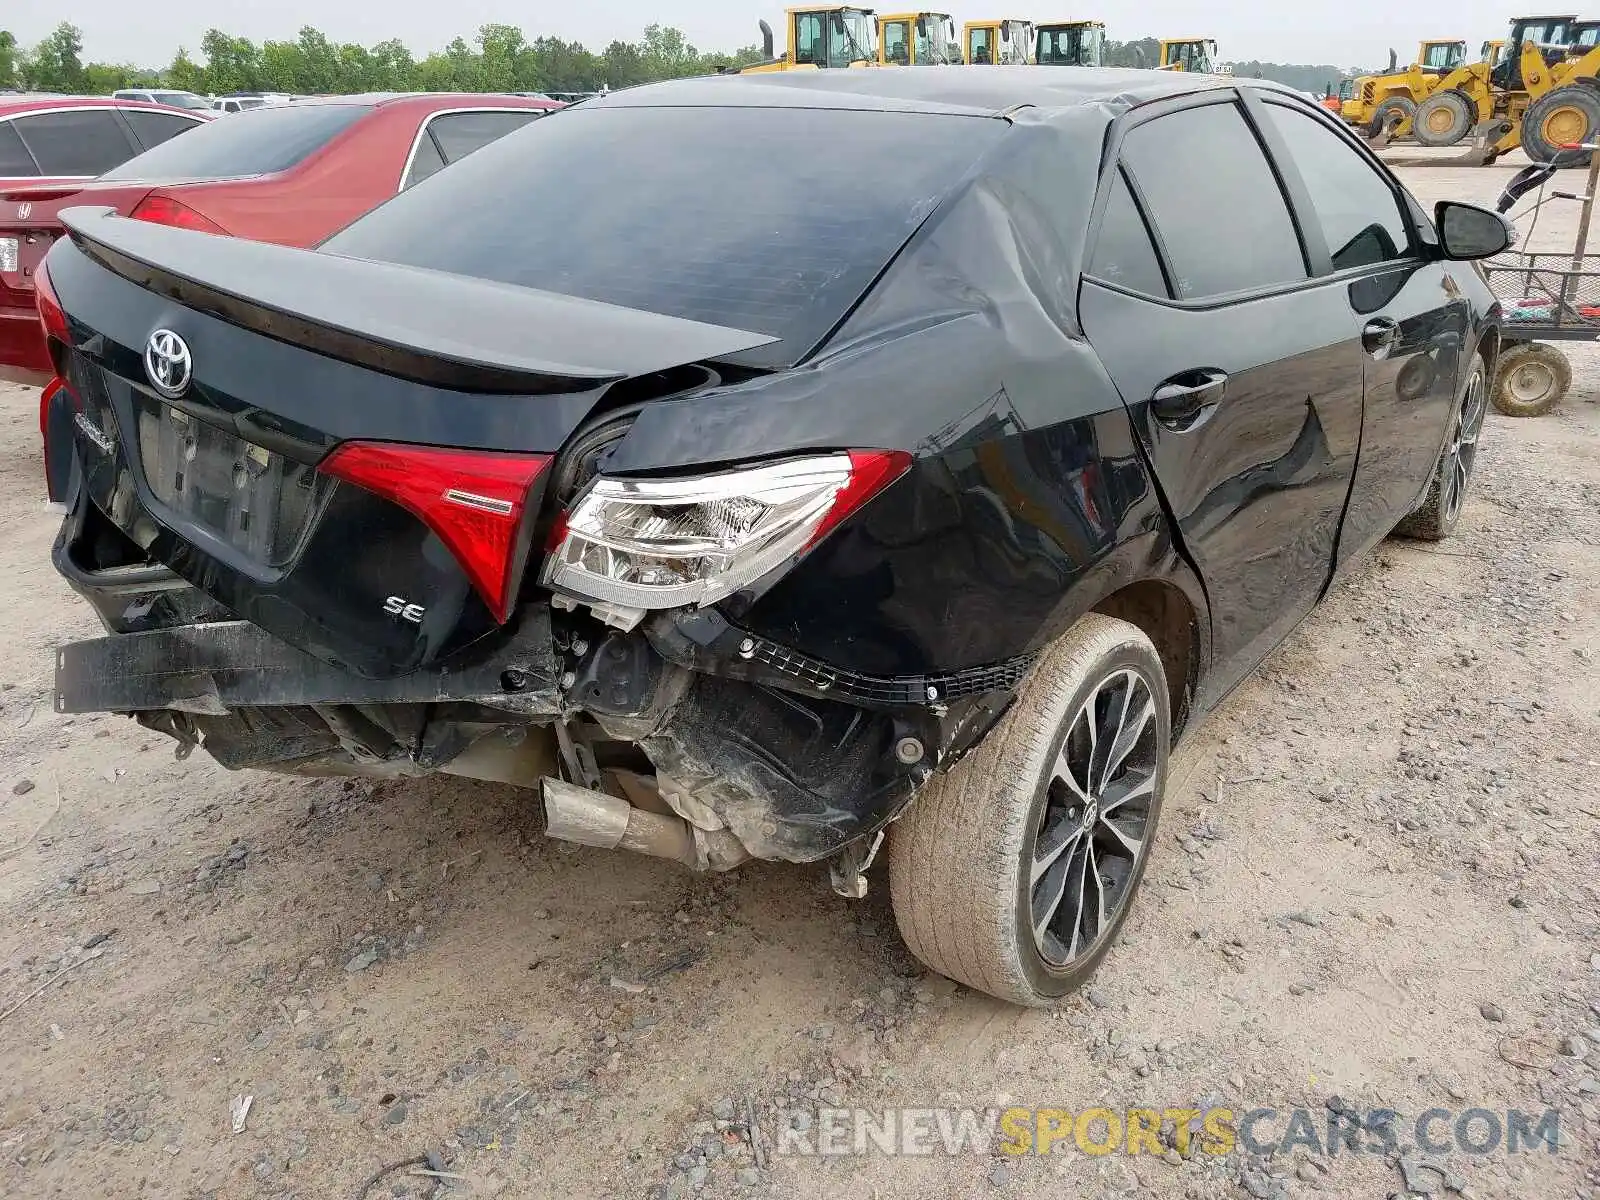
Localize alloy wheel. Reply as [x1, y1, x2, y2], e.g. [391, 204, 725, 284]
[1029, 668, 1158, 967]
[1443, 366, 1487, 524]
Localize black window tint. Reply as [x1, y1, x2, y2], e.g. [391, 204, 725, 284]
[0, 122, 38, 177]
[1121, 102, 1306, 300]
[12, 110, 137, 176]
[402, 133, 446, 189]
[122, 110, 201, 151]
[327, 106, 1002, 369]
[99, 103, 370, 181]
[428, 111, 541, 163]
[1088, 169, 1168, 297]
[1262, 103, 1412, 271]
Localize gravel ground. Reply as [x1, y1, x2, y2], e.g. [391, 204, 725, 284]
[0, 164, 1597, 1200]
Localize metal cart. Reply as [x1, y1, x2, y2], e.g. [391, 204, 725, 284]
[1484, 144, 1600, 416]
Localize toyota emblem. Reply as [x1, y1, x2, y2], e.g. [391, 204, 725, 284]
[144, 329, 192, 399]
[16, 203, 31, 220]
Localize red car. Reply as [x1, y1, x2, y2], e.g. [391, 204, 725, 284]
[2, 92, 560, 385]
[2, 96, 213, 383]
[0, 94, 210, 190]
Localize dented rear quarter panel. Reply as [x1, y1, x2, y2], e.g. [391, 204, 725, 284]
[608, 118, 1209, 682]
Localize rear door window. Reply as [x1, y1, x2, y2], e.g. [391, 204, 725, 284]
[0, 122, 38, 177]
[121, 110, 203, 151]
[12, 110, 138, 176]
[428, 111, 541, 164]
[99, 103, 370, 181]
[1120, 101, 1307, 300]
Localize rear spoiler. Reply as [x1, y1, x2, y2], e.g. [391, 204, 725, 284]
[57, 206, 778, 394]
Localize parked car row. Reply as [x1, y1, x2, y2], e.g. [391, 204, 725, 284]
[32, 68, 1513, 1006]
[2, 92, 561, 385]
[114, 89, 295, 114]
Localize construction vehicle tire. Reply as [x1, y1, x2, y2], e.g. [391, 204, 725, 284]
[1522, 86, 1600, 165]
[1368, 96, 1416, 138]
[1412, 90, 1475, 147]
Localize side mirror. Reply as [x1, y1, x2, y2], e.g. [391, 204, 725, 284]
[1436, 201, 1517, 260]
[916, 18, 926, 37]
[1001, 26, 1011, 43]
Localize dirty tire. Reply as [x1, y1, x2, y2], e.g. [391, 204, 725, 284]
[1368, 95, 1416, 139]
[888, 614, 1170, 1007]
[1412, 90, 1474, 147]
[1395, 354, 1488, 541]
[1522, 86, 1600, 165]
[1493, 342, 1570, 417]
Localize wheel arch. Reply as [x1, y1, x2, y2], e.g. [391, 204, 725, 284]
[1027, 526, 1209, 743]
[1090, 578, 1201, 740]
[1472, 321, 1501, 380]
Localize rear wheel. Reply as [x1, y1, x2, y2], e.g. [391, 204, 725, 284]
[1492, 342, 1570, 417]
[1413, 90, 1474, 147]
[1395, 355, 1488, 541]
[1369, 95, 1416, 139]
[1522, 86, 1600, 164]
[888, 614, 1169, 1007]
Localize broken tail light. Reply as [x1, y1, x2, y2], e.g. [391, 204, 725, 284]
[319, 442, 552, 623]
[543, 450, 911, 610]
[130, 194, 229, 236]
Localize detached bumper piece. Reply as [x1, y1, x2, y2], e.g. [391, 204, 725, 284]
[55, 614, 557, 716]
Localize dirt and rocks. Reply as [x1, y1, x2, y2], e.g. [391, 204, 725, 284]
[0, 165, 1597, 1200]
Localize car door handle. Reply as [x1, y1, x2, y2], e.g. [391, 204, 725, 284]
[1363, 318, 1402, 358]
[1151, 369, 1228, 429]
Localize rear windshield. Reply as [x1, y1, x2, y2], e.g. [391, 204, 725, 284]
[99, 103, 370, 181]
[324, 105, 1002, 367]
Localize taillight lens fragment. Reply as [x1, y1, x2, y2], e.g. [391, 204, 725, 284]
[319, 442, 551, 623]
[543, 450, 910, 610]
[130, 194, 229, 236]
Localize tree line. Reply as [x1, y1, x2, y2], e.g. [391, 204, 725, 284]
[0, 21, 1361, 98]
[1, 22, 764, 95]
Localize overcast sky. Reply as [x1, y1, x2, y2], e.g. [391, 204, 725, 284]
[7, 1, 1525, 72]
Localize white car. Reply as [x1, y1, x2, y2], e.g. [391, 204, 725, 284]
[212, 96, 270, 114]
[111, 89, 213, 114]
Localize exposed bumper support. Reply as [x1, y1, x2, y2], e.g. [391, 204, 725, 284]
[54, 616, 559, 715]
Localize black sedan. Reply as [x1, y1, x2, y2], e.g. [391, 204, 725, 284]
[37, 68, 1507, 1006]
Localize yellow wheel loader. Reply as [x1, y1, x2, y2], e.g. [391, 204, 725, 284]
[963, 19, 1034, 64]
[739, 7, 880, 72]
[1341, 40, 1468, 137]
[1405, 15, 1600, 164]
[1035, 21, 1107, 67]
[876, 12, 962, 64]
[1158, 38, 1222, 74]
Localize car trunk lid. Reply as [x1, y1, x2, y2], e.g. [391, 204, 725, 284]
[48, 207, 776, 677]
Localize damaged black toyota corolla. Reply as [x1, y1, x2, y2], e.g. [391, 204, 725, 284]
[39, 69, 1509, 1006]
